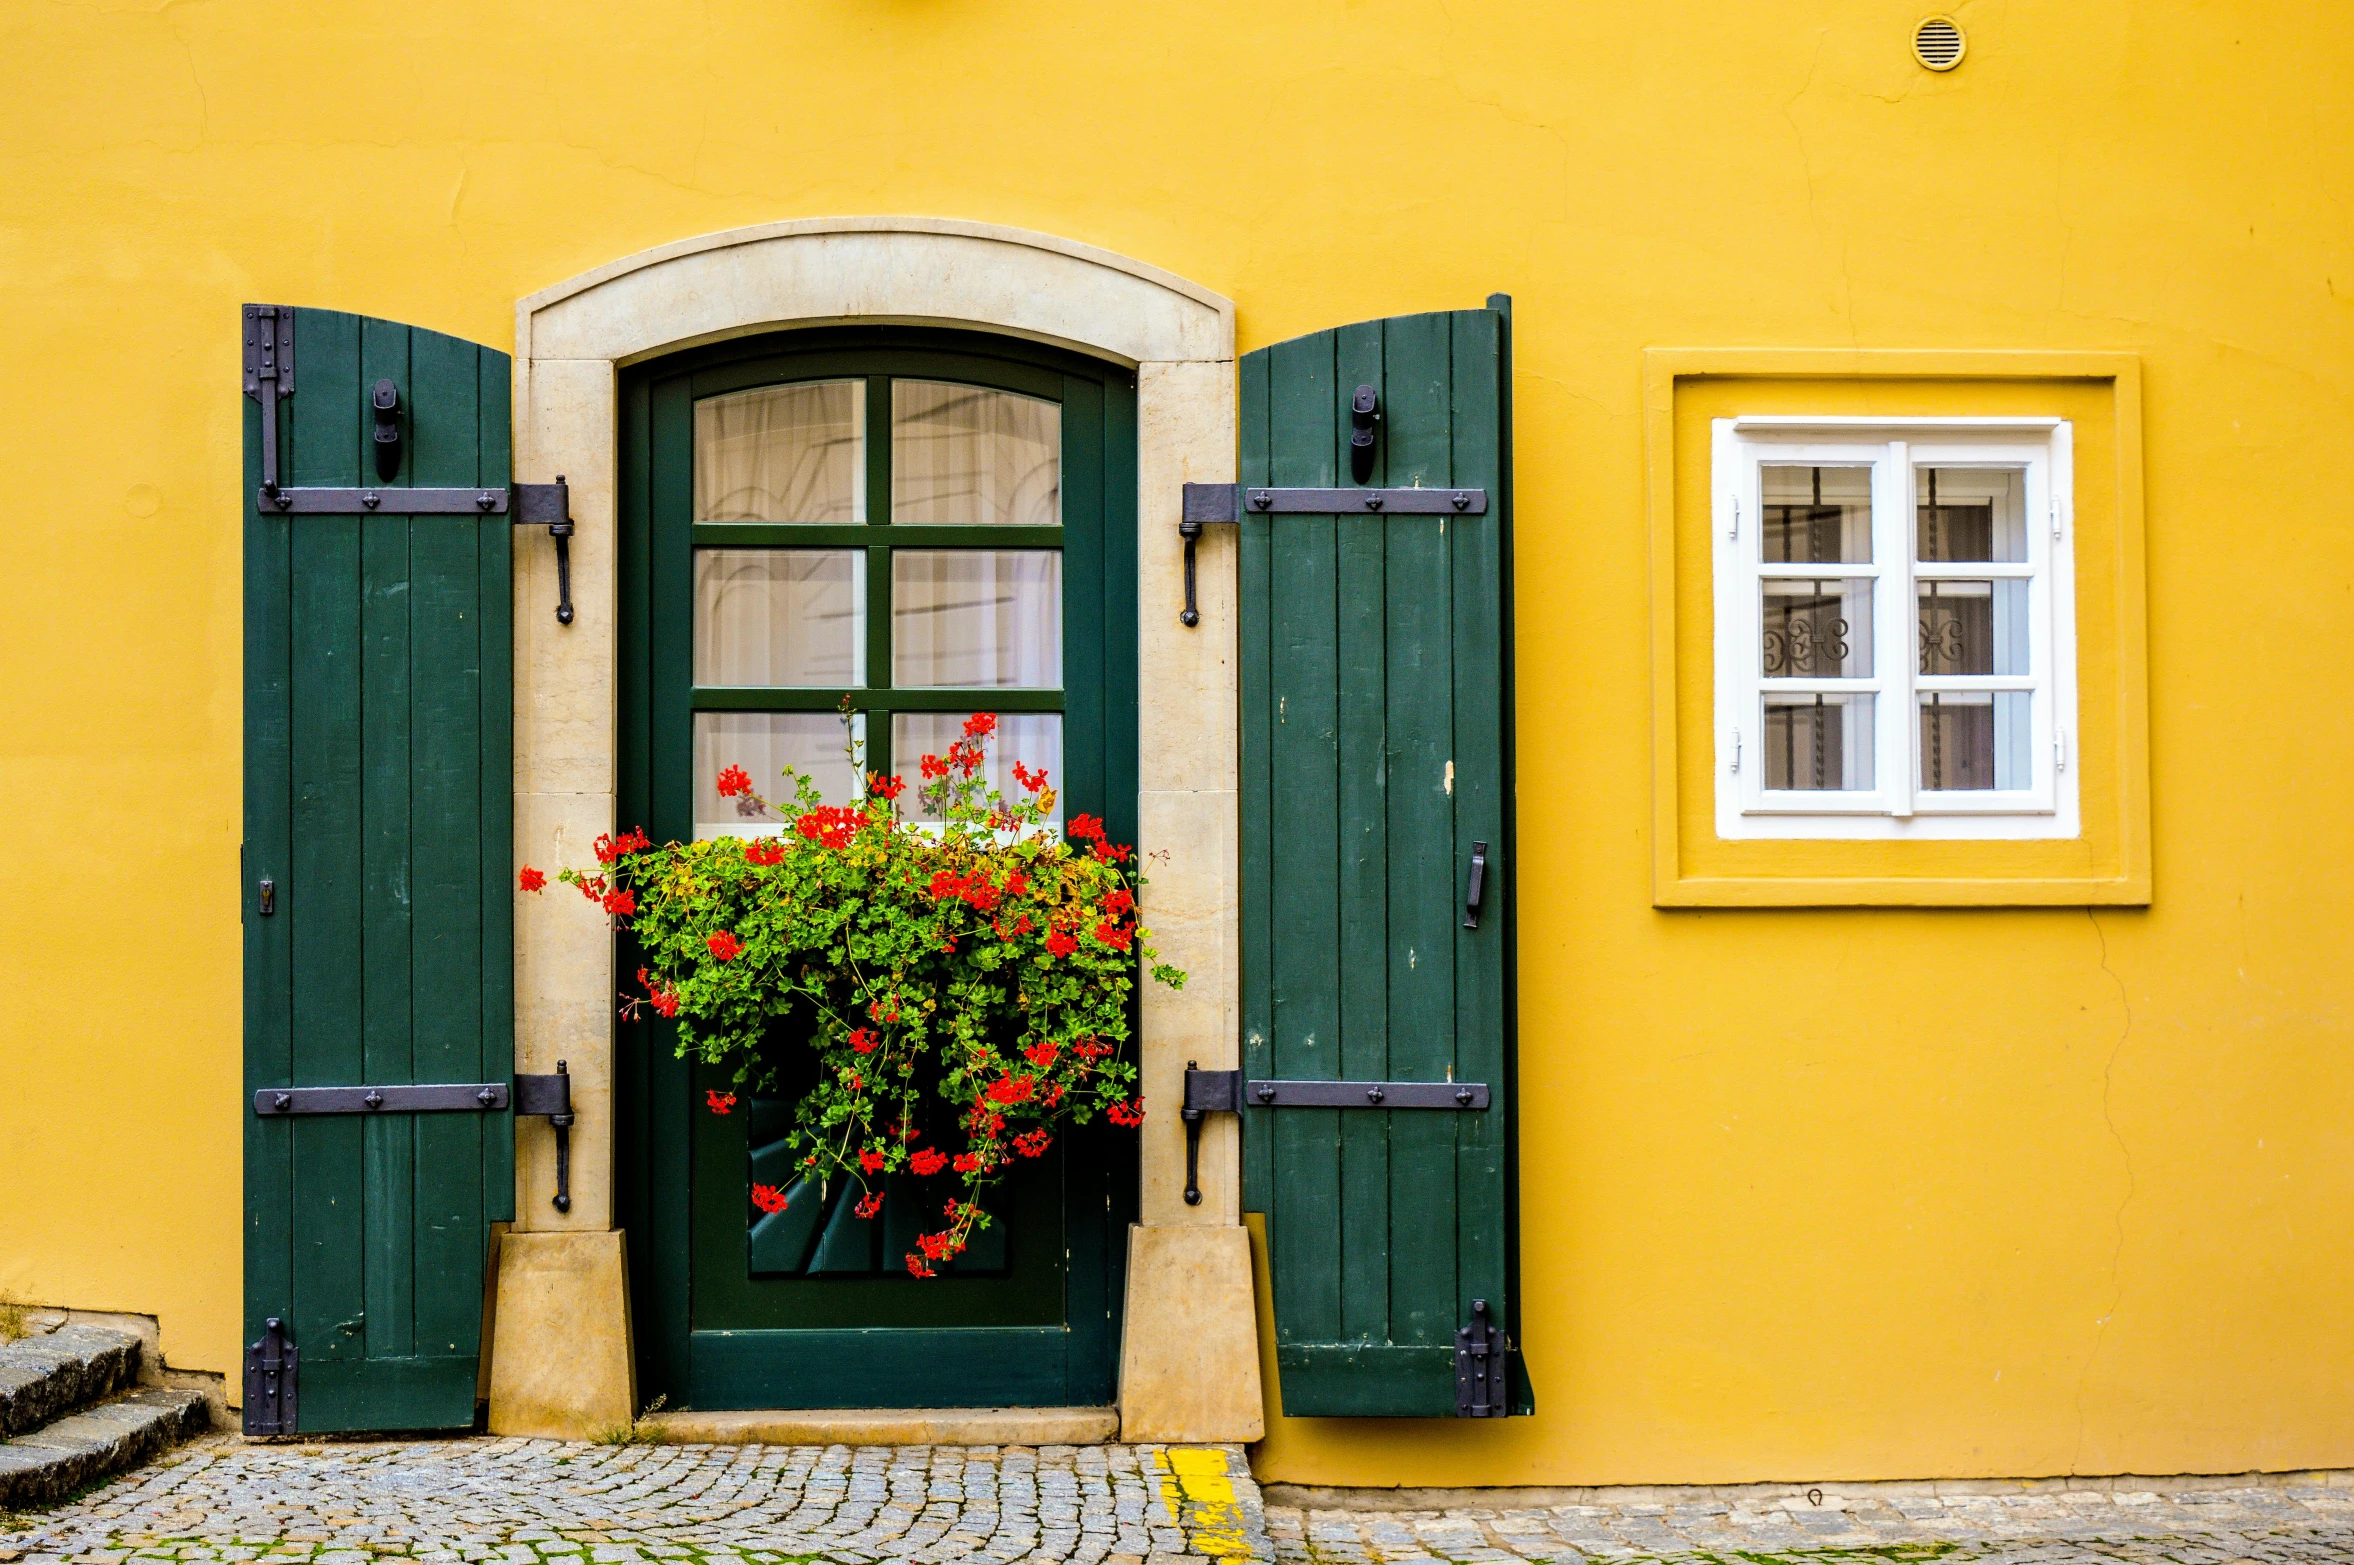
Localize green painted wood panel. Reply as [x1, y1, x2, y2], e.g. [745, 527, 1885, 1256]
[244, 307, 513, 1432]
[1238, 304, 1524, 1418]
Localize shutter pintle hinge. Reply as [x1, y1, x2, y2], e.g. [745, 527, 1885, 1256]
[242, 1316, 299, 1435]
[242, 304, 296, 501]
[515, 1061, 576, 1212]
[1455, 1298, 1510, 1417]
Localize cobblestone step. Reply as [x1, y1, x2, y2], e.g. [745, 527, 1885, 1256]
[0, 1328, 141, 1440]
[0, 1387, 209, 1510]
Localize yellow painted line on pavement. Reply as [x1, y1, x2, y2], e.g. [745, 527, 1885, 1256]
[1164, 1446, 1254, 1560]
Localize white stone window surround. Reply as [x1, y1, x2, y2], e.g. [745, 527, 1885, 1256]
[1711, 415, 2080, 841]
[510, 218, 1241, 1241]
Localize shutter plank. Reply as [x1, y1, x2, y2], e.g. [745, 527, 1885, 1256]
[1449, 311, 1512, 1335]
[408, 327, 489, 1365]
[1331, 321, 1391, 1348]
[1378, 312, 1461, 1347]
[243, 340, 297, 1366]
[1264, 331, 1343, 1347]
[358, 317, 417, 1362]
[478, 348, 516, 1226]
[1237, 350, 1276, 1219]
[287, 311, 367, 1374]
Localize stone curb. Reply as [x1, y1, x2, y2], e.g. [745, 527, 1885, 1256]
[0, 1329, 140, 1441]
[0, 1387, 208, 1509]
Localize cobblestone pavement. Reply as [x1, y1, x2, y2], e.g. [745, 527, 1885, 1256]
[8, 1437, 2354, 1565]
[0, 1438, 1266, 1565]
[1267, 1478, 2354, 1563]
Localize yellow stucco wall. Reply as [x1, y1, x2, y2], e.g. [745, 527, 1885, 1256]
[4, 0, 2350, 1483]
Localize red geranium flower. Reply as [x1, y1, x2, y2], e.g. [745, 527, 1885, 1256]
[1103, 888, 1134, 916]
[1023, 1039, 1059, 1069]
[715, 765, 753, 797]
[603, 888, 637, 917]
[706, 1091, 736, 1115]
[906, 1254, 935, 1277]
[1106, 1097, 1146, 1127]
[707, 930, 742, 961]
[518, 867, 546, 893]
[855, 1191, 884, 1219]
[1067, 813, 1106, 843]
[746, 837, 786, 866]
[1093, 920, 1133, 951]
[868, 772, 906, 801]
[920, 754, 948, 780]
[962, 713, 998, 740]
[1045, 929, 1078, 958]
[849, 1028, 878, 1055]
[858, 1149, 887, 1175]
[1013, 1129, 1054, 1158]
[910, 1147, 947, 1176]
[750, 1183, 789, 1214]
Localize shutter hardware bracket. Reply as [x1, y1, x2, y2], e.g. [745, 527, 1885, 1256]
[1456, 1298, 1507, 1417]
[242, 1316, 298, 1436]
[515, 1062, 576, 1213]
[1175, 482, 1488, 627]
[1178, 1064, 1491, 1205]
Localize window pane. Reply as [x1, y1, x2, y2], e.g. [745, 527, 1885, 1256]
[693, 713, 864, 839]
[892, 712, 1063, 824]
[694, 550, 865, 687]
[1761, 464, 1872, 563]
[891, 381, 1060, 527]
[1917, 579, 2028, 676]
[695, 381, 865, 524]
[1763, 693, 1874, 791]
[1917, 467, 2026, 562]
[1762, 579, 1873, 678]
[892, 550, 1063, 688]
[1919, 692, 2031, 790]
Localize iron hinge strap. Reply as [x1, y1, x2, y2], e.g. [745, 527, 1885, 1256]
[252, 480, 576, 625]
[1176, 483, 1490, 626]
[1177, 1064, 1492, 1206]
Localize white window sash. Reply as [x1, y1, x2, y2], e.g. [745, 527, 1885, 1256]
[1711, 419, 2080, 843]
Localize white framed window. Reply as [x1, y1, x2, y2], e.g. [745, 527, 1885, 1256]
[1712, 417, 2078, 840]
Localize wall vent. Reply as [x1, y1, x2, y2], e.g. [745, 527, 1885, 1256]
[1913, 15, 1966, 70]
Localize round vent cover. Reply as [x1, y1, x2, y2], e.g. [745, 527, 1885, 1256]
[1913, 15, 1966, 69]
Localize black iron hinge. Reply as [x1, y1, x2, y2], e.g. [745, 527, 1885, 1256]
[1178, 1063, 1492, 1205]
[1175, 480, 1489, 626]
[1455, 1298, 1511, 1418]
[243, 1316, 299, 1435]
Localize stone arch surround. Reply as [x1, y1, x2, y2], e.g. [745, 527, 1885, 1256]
[493, 218, 1259, 1442]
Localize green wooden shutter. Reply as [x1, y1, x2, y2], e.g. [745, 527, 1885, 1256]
[1238, 300, 1525, 1418]
[243, 307, 515, 1432]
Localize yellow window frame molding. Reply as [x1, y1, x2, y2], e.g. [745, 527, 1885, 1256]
[1644, 349, 2149, 906]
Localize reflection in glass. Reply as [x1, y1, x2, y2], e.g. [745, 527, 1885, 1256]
[1763, 693, 1874, 791]
[1920, 692, 2031, 790]
[1761, 579, 1873, 678]
[892, 550, 1062, 688]
[1916, 467, 2026, 562]
[1917, 579, 2028, 676]
[694, 550, 865, 687]
[1762, 465, 1873, 563]
[893, 712, 1063, 825]
[693, 712, 864, 839]
[892, 381, 1060, 528]
[694, 381, 865, 524]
